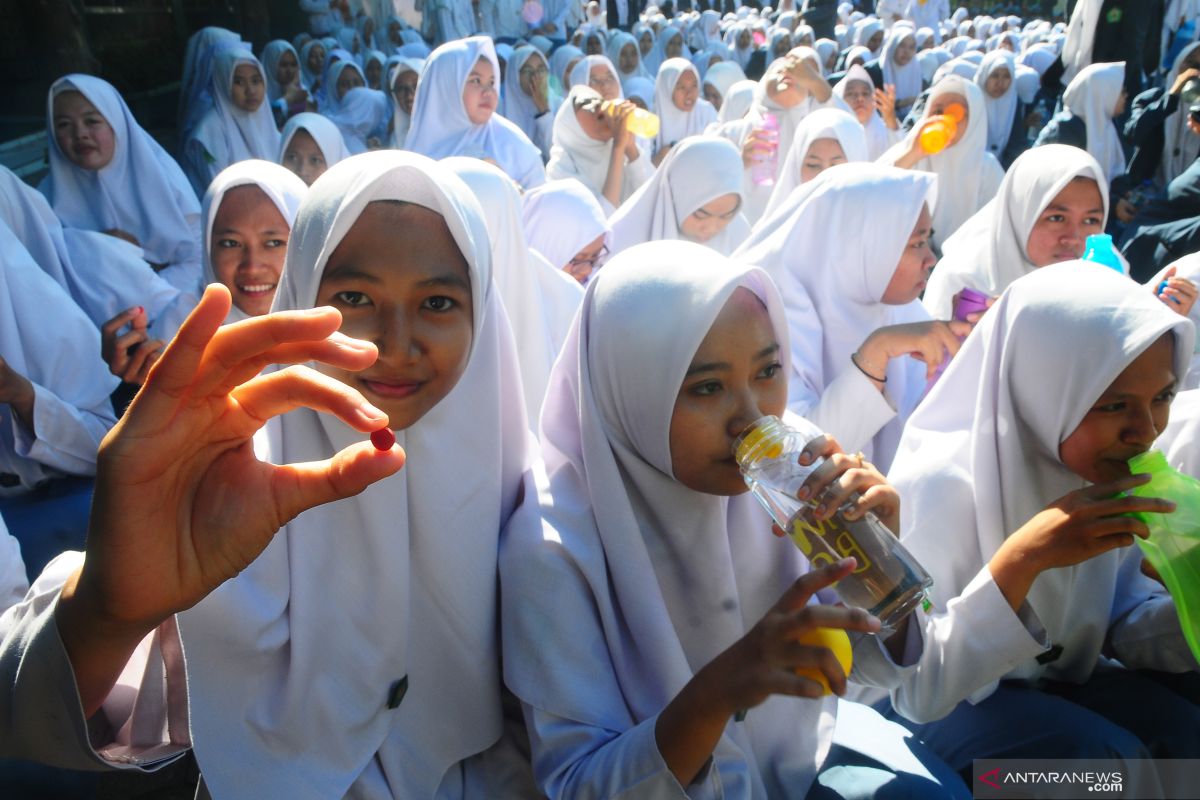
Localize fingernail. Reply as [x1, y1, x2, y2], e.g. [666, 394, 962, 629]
[797, 486, 810, 500]
[815, 504, 827, 516]
[799, 453, 812, 466]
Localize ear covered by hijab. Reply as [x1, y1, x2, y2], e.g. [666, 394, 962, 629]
[279, 111, 352, 169]
[501, 239, 836, 797]
[199, 160, 308, 323]
[177, 150, 531, 800]
[890, 263, 1194, 690]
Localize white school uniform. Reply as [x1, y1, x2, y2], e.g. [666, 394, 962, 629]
[406, 36, 546, 190]
[42, 75, 204, 296]
[735, 162, 935, 471]
[500, 240, 927, 799]
[889, 263, 1198, 725]
[924, 145, 1108, 320]
[608, 135, 751, 256]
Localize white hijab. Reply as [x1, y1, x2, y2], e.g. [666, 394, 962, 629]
[191, 50, 283, 178]
[609, 135, 750, 256]
[406, 36, 545, 189]
[703, 61, 749, 107]
[653, 57, 719, 152]
[881, 75, 1002, 249]
[325, 84, 389, 154]
[762, 107, 868, 221]
[279, 111, 352, 168]
[1162, 44, 1200, 186]
[735, 163, 935, 467]
[717, 78, 759, 123]
[880, 28, 923, 104]
[178, 151, 530, 798]
[200, 160, 307, 324]
[261, 39, 300, 101]
[1063, 61, 1127, 182]
[179, 27, 247, 140]
[521, 177, 611, 270]
[445, 157, 584, 424]
[607, 30, 651, 82]
[546, 85, 645, 208]
[926, 145, 1108, 319]
[890, 263, 1194, 686]
[568, 54, 625, 97]
[501, 47, 551, 145]
[974, 50, 1018, 156]
[42, 75, 202, 275]
[832, 65, 895, 160]
[385, 59, 422, 149]
[648, 26, 689, 74]
[1060, 0, 1102, 86]
[0, 164, 184, 336]
[500, 241, 837, 799]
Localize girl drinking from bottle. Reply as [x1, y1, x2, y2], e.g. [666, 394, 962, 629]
[501, 240, 969, 799]
[882, 263, 1200, 783]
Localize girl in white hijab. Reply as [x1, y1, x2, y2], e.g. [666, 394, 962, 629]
[607, 30, 651, 85]
[501, 47, 555, 160]
[609, 136, 750, 256]
[43, 74, 203, 295]
[878, 27, 923, 118]
[386, 58, 421, 149]
[568, 54, 625, 100]
[445, 158, 583, 423]
[716, 78, 759, 124]
[1051, 61, 1128, 183]
[178, 27, 245, 143]
[624, 76, 656, 111]
[736, 163, 967, 471]
[882, 75, 1003, 250]
[925, 145, 1109, 319]
[200, 160, 307, 326]
[546, 85, 654, 213]
[406, 36, 546, 190]
[702, 60, 748, 111]
[280, 111, 350, 185]
[500, 239, 970, 800]
[652, 57, 718, 161]
[261, 39, 308, 124]
[174, 151, 537, 797]
[712, 49, 844, 225]
[184, 50, 283, 198]
[648, 25, 690, 74]
[325, 84, 390, 154]
[0, 217, 117, 492]
[882, 263, 1200, 778]
[522, 177, 612, 284]
[833, 64, 902, 159]
[973, 50, 1020, 163]
[549, 44, 585, 97]
[761, 107, 868, 220]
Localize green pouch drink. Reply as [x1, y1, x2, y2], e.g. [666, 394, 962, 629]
[1127, 450, 1200, 663]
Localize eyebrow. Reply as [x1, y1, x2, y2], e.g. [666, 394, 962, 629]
[215, 227, 284, 236]
[685, 343, 779, 376]
[1099, 379, 1178, 400]
[1045, 203, 1106, 214]
[416, 273, 471, 291]
[322, 264, 382, 284]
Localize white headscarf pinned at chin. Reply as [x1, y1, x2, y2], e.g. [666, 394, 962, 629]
[178, 150, 531, 799]
[652, 57, 718, 153]
[200, 160, 308, 324]
[192, 50, 282, 170]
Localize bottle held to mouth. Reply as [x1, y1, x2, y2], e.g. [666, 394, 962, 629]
[733, 415, 933, 632]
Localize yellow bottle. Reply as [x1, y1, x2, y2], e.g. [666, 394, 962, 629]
[604, 101, 661, 138]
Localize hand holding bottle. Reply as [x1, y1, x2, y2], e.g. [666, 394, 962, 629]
[855, 319, 973, 383]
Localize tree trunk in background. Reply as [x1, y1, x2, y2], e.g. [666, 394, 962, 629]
[28, 0, 100, 74]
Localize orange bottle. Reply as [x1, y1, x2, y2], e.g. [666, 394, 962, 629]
[917, 102, 966, 154]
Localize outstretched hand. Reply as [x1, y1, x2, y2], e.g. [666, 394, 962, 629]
[58, 285, 406, 714]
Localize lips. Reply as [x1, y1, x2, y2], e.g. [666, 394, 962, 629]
[362, 377, 425, 399]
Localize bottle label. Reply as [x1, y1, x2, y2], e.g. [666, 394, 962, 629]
[789, 513, 873, 573]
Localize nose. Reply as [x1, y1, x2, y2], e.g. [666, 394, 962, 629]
[1060, 219, 1083, 249]
[378, 307, 422, 364]
[1122, 403, 1160, 447]
[726, 383, 769, 440]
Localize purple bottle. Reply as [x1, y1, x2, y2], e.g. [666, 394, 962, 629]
[922, 288, 990, 397]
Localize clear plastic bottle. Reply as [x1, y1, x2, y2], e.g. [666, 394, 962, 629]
[1126, 450, 1200, 664]
[917, 102, 965, 154]
[733, 416, 933, 631]
[750, 113, 779, 186]
[1082, 233, 1124, 273]
[604, 101, 661, 138]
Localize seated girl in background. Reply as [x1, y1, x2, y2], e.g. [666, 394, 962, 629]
[883, 264, 1200, 790]
[279, 111, 349, 185]
[183, 50, 281, 197]
[406, 36, 545, 190]
[501, 240, 969, 799]
[42, 74, 202, 295]
[737, 164, 970, 471]
[522, 178, 611, 285]
[652, 58, 718, 165]
[609, 135, 750, 256]
[761, 107, 867, 220]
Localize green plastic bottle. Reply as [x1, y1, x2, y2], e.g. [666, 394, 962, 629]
[1126, 450, 1200, 663]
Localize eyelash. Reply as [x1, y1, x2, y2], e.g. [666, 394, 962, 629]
[422, 295, 457, 312]
[1092, 391, 1175, 413]
[688, 362, 782, 396]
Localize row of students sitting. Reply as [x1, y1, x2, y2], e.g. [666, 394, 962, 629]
[1, 148, 1198, 800]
